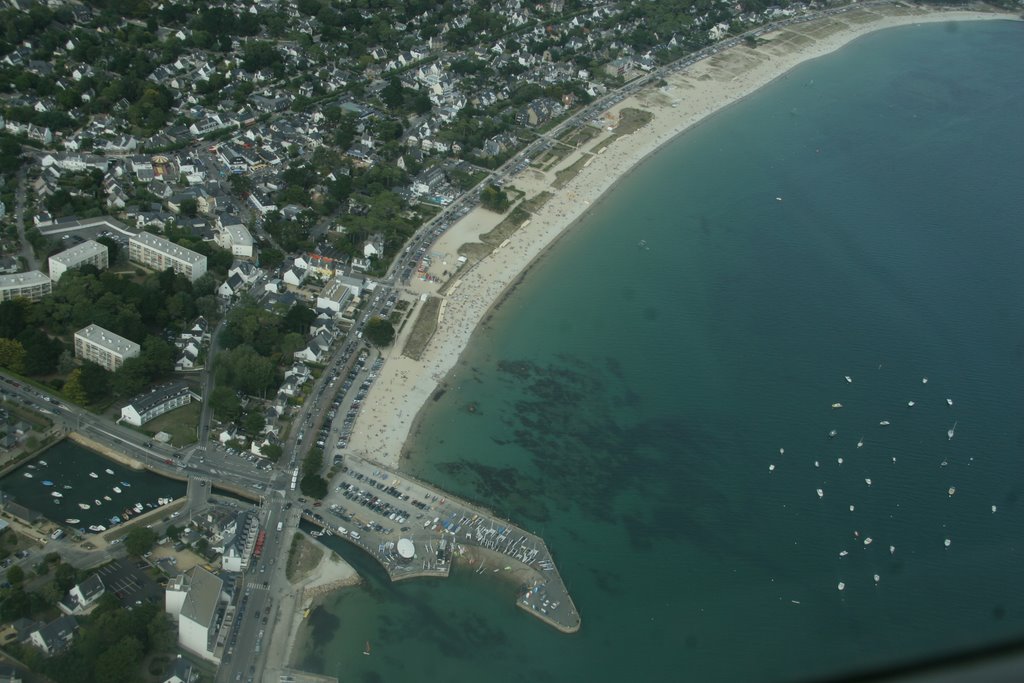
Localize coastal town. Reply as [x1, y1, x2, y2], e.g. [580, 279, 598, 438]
[0, 0, 1018, 682]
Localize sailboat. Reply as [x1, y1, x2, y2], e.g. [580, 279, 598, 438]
[363, 641, 371, 656]
[948, 421, 957, 441]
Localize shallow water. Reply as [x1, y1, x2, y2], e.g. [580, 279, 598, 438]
[300, 21, 1024, 683]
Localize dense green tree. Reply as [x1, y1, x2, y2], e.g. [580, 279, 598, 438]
[17, 328, 63, 376]
[279, 332, 306, 359]
[0, 300, 28, 338]
[111, 357, 147, 397]
[77, 362, 111, 403]
[54, 563, 77, 592]
[209, 386, 242, 422]
[480, 184, 510, 213]
[299, 473, 327, 499]
[262, 443, 282, 463]
[259, 247, 284, 270]
[6, 565, 24, 585]
[0, 586, 31, 620]
[242, 410, 265, 435]
[364, 316, 395, 347]
[63, 368, 89, 404]
[123, 527, 157, 557]
[94, 635, 143, 683]
[0, 136, 23, 174]
[282, 303, 316, 334]
[380, 76, 405, 110]
[302, 447, 323, 478]
[0, 338, 25, 374]
[139, 336, 175, 379]
[216, 345, 277, 397]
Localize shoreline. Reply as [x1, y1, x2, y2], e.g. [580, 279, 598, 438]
[278, 537, 362, 671]
[65, 432, 147, 470]
[346, 5, 1019, 471]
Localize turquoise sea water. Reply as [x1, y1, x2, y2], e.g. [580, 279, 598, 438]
[300, 21, 1024, 682]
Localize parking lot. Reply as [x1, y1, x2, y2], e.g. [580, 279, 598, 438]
[94, 557, 164, 606]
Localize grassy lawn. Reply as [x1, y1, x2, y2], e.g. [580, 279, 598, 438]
[401, 296, 442, 361]
[456, 205, 531, 262]
[142, 401, 201, 447]
[552, 153, 593, 190]
[286, 532, 324, 582]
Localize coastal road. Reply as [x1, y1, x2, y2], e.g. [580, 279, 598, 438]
[0, 372, 273, 493]
[219, 499, 289, 683]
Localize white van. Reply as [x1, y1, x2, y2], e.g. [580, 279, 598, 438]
[276, 521, 283, 532]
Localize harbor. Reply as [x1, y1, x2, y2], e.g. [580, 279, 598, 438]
[0, 437, 186, 534]
[301, 455, 580, 633]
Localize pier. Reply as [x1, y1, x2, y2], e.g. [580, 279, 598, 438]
[301, 455, 580, 633]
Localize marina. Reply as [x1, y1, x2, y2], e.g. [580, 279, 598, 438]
[0, 439, 186, 532]
[301, 455, 580, 633]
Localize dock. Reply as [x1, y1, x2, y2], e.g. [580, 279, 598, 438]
[301, 455, 580, 633]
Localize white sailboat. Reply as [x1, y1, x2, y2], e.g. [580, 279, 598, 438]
[948, 421, 957, 441]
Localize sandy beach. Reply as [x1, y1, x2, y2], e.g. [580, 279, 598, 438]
[346, 4, 1019, 470]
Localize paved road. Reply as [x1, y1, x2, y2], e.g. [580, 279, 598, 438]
[12, 168, 36, 270]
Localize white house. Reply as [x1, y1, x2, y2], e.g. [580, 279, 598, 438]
[282, 266, 308, 287]
[29, 616, 78, 655]
[58, 575, 105, 615]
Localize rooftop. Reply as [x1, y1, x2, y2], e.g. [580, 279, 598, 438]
[49, 239, 108, 266]
[126, 381, 193, 415]
[179, 566, 223, 630]
[131, 232, 206, 265]
[0, 270, 50, 288]
[74, 324, 141, 356]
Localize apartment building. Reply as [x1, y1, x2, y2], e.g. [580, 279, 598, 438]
[128, 232, 207, 282]
[73, 324, 140, 371]
[0, 271, 51, 302]
[48, 240, 109, 282]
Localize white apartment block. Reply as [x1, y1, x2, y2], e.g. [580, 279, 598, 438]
[0, 270, 51, 302]
[128, 232, 207, 282]
[48, 240, 109, 282]
[165, 566, 226, 664]
[74, 324, 141, 371]
[215, 221, 254, 259]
